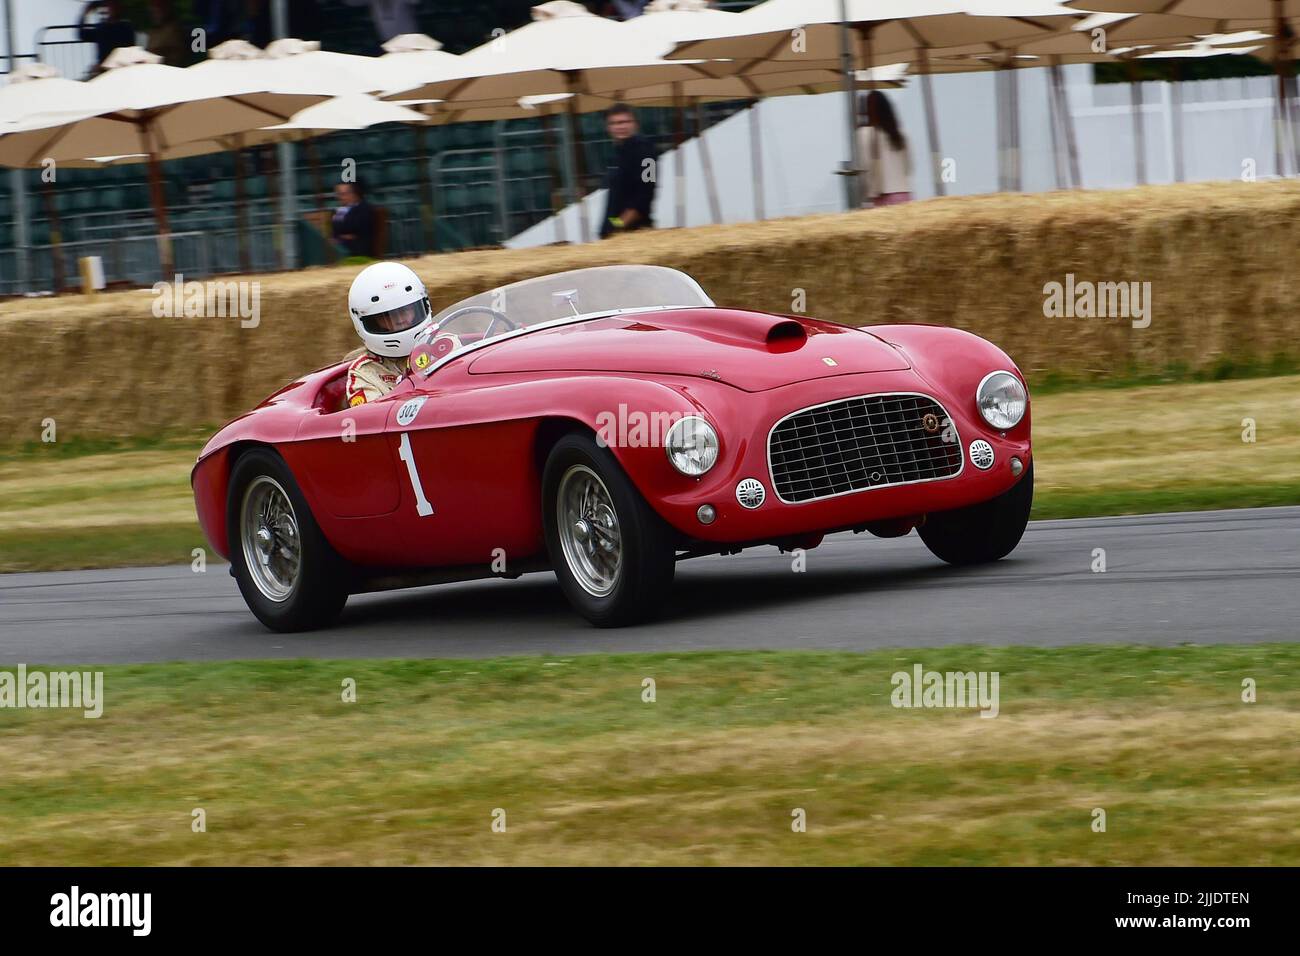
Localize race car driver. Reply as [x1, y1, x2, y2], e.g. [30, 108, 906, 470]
[344, 261, 435, 407]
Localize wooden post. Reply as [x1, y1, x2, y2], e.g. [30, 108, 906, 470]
[1127, 59, 1146, 185]
[917, 47, 945, 197]
[144, 141, 174, 276]
[232, 136, 251, 273]
[695, 101, 721, 224]
[39, 174, 65, 292]
[565, 91, 590, 243]
[1051, 61, 1081, 189]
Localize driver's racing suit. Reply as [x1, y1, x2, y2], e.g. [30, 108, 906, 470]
[345, 351, 408, 406]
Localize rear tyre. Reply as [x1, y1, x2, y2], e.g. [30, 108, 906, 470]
[227, 448, 349, 632]
[918, 461, 1034, 566]
[542, 432, 676, 627]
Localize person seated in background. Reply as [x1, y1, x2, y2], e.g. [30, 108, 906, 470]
[600, 103, 657, 239]
[331, 181, 376, 258]
[857, 91, 913, 208]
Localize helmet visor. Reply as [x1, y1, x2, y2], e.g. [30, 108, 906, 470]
[361, 299, 428, 335]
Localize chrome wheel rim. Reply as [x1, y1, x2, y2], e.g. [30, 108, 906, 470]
[557, 464, 622, 598]
[240, 476, 301, 603]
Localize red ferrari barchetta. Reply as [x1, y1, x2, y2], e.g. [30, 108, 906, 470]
[192, 265, 1032, 631]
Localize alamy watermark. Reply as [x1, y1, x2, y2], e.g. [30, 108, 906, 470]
[1043, 273, 1151, 329]
[151, 273, 261, 328]
[595, 403, 685, 448]
[0, 665, 104, 718]
[891, 663, 999, 718]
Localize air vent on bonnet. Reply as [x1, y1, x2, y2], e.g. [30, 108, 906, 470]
[765, 319, 807, 348]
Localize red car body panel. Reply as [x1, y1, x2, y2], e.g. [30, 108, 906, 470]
[192, 308, 1031, 574]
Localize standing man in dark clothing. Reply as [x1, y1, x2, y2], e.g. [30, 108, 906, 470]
[332, 181, 376, 258]
[600, 104, 657, 239]
[79, 1, 137, 71]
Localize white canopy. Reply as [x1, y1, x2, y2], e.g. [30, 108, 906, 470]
[0, 46, 325, 167]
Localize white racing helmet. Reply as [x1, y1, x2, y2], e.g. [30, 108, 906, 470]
[348, 262, 433, 358]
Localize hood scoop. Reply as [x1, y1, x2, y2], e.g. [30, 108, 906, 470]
[468, 308, 909, 391]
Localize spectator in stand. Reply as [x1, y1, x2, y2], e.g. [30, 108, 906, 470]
[344, 0, 420, 45]
[79, 1, 137, 71]
[600, 103, 657, 239]
[146, 0, 189, 65]
[596, 0, 650, 19]
[857, 91, 913, 208]
[332, 181, 376, 258]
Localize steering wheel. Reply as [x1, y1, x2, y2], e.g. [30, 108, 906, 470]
[435, 305, 520, 341]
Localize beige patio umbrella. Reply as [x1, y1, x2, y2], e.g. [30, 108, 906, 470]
[1066, 2, 1299, 173]
[0, 63, 99, 293]
[383, 1, 739, 240]
[371, 33, 464, 95]
[68, 93, 429, 269]
[965, 10, 1241, 189]
[0, 46, 326, 275]
[666, 0, 1079, 206]
[186, 38, 418, 268]
[385, 2, 718, 111]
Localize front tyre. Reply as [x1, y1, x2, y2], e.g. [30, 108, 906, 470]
[919, 461, 1034, 565]
[227, 448, 349, 632]
[542, 433, 676, 627]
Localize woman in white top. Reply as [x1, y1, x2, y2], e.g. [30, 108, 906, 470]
[856, 91, 913, 207]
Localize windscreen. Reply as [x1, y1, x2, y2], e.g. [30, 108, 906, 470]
[431, 265, 713, 330]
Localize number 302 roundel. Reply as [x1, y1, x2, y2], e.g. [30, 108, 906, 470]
[395, 396, 427, 427]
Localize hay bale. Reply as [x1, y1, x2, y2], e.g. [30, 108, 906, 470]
[3, 179, 1297, 445]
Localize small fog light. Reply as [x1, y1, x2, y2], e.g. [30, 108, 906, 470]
[697, 504, 717, 525]
[1010, 456, 1023, 476]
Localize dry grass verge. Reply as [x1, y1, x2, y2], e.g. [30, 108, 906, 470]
[1, 647, 1296, 865]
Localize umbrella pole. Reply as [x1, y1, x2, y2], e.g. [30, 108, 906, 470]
[837, 3, 861, 210]
[1290, 72, 1300, 176]
[995, 68, 1007, 191]
[305, 137, 331, 264]
[1008, 60, 1021, 192]
[266, 144, 284, 269]
[748, 99, 765, 221]
[143, 140, 174, 278]
[564, 97, 589, 243]
[306, 139, 325, 221]
[232, 137, 251, 273]
[39, 174, 65, 293]
[917, 47, 945, 198]
[1169, 61, 1185, 184]
[1051, 61, 1080, 188]
[1047, 63, 1065, 190]
[695, 100, 721, 225]
[1274, 8, 1295, 177]
[415, 124, 436, 253]
[1127, 60, 1146, 186]
[672, 82, 686, 228]
[543, 112, 568, 244]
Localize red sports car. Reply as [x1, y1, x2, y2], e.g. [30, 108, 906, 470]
[192, 265, 1032, 631]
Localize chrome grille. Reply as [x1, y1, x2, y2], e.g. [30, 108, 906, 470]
[768, 393, 963, 503]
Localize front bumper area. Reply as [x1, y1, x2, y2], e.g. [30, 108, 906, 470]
[646, 371, 1031, 545]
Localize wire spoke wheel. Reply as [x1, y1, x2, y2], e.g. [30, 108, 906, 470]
[240, 475, 302, 602]
[556, 464, 623, 597]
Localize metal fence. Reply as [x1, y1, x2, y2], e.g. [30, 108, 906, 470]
[34, 25, 98, 81]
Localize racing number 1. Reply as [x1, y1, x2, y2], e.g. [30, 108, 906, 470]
[397, 432, 434, 517]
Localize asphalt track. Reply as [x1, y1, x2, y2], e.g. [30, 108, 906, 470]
[1, 508, 1297, 664]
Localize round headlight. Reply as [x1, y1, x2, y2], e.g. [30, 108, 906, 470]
[977, 371, 1027, 430]
[665, 416, 719, 476]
